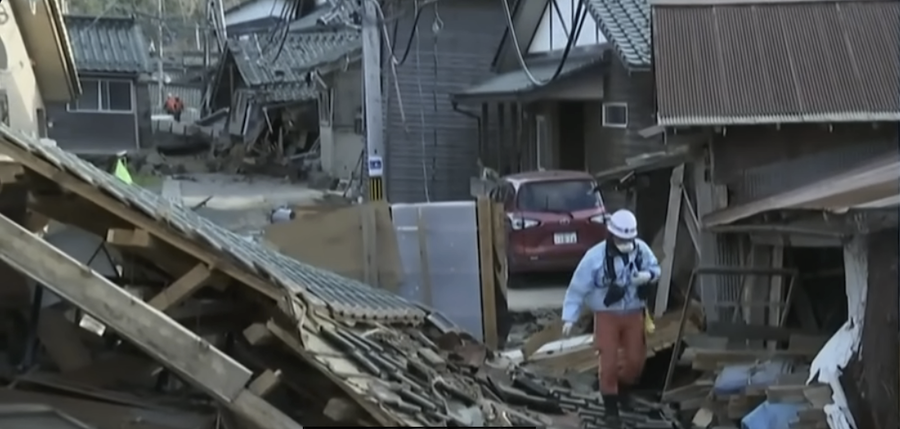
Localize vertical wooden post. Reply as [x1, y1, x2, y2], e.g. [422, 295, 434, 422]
[476, 197, 498, 349]
[767, 245, 784, 350]
[655, 164, 685, 317]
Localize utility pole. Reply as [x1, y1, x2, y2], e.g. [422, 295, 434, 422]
[157, 0, 165, 107]
[362, 0, 384, 202]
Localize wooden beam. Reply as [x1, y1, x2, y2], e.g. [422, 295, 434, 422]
[477, 197, 499, 349]
[0, 139, 283, 301]
[767, 245, 785, 350]
[243, 323, 273, 346]
[0, 210, 253, 402]
[655, 164, 684, 317]
[147, 264, 215, 310]
[107, 228, 156, 249]
[247, 369, 281, 397]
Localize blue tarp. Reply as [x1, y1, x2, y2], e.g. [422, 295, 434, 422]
[714, 360, 793, 395]
[742, 401, 803, 429]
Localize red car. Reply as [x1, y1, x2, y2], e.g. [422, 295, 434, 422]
[489, 170, 609, 274]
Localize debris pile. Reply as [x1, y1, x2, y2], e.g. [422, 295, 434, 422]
[0, 126, 684, 428]
[663, 324, 831, 428]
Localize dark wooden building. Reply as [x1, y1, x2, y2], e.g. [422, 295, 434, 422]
[48, 15, 152, 154]
[652, 0, 899, 427]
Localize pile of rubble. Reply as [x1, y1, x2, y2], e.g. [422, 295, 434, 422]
[0, 126, 684, 429]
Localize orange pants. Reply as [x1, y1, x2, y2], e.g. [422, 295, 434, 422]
[594, 310, 646, 395]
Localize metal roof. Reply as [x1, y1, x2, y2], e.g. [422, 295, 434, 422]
[653, 0, 900, 126]
[704, 154, 900, 227]
[453, 56, 603, 101]
[228, 29, 360, 87]
[585, 0, 651, 68]
[64, 15, 152, 74]
[0, 124, 425, 323]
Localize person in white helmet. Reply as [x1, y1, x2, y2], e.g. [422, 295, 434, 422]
[560, 208, 660, 425]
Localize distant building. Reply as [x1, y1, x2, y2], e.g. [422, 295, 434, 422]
[47, 15, 153, 154]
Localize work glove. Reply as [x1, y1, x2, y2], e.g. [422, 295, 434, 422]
[634, 271, 654, 301]
[562, 322, 574, 337]
[632, 271, 652, 285]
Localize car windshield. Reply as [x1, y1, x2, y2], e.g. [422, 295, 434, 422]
[517, 180, 601, 212]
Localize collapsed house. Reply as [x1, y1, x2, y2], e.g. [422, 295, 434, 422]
[651, 0, 899, 427]
[205, 24, 360, 176]
[0, 125, 683, 428]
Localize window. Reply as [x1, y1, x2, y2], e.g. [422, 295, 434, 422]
[68, 79, 133, 113]
[517, 180, 601, 212]
[602, 102, 628, 128]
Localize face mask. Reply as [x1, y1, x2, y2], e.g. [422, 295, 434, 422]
[615, 242, 635, 254]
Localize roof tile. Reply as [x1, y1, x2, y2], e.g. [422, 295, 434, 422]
[585, 0, 651, 68]
[64, 15, 152, 74]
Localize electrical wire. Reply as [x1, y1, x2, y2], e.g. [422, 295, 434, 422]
[499, 0, 586, 86]
[389, 4, 425, 66]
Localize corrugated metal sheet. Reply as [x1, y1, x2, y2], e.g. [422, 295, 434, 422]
[730, 139, 894, 203]
[653, 0, 900, 126]
[0, 124, 426, 323]
[383, 0, 505, 203]
[150, 83, 204, 121]
[64, 15, 152, 74]
[706, 154, 900, 226]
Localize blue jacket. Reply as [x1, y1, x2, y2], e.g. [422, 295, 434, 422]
[561, 239, 661, 322]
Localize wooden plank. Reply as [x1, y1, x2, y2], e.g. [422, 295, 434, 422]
[0, 140, 283, 301]
[0, 210, 253, 402]
[231, 389, 303, 429]
[477, 197, 498, 349]
[768, 245, 785, 350]
[416, 208, 433, 306]
[147, 264, 214, 310]
[655, 164, 684, 317]
[247, 369, 282, 397]
[491, 201, 508, 296]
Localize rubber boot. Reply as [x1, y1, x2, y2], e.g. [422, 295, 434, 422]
[601, 394, 622, 428]
[618, 384, 636, 412]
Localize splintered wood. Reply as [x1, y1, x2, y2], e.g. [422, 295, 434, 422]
[664, 330, 831, 429]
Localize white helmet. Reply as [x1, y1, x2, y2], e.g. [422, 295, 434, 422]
[607, 209, 638, 240]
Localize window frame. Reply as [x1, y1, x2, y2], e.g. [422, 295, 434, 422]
[601, 102, 628, 128]
[67, 79, 134, 114]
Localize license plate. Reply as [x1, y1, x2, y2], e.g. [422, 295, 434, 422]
[553, 232, 577, 245]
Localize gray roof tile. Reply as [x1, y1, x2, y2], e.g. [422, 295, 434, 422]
[64, 15, 152, 74]
[585, 0, 651, 68]
[0, 125, 426, 323]
[229, 29, 360, 87]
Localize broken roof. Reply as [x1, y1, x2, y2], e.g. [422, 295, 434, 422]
[64, 15, 152, 74]
[0, 125, 682, 428]
[585, 0, 651, 68]
[229, 29, 360, 90]
[652, 0, 900, 126]
[704, 154, 900, 227]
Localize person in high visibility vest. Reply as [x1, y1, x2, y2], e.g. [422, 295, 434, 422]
[560, 209, 661, 427]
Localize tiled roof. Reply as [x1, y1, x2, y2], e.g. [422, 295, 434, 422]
[585, 0, 651, 68]
[228, 29, 360, 87]
[0, 125, 424, 323]
[64, 15, 152, 74]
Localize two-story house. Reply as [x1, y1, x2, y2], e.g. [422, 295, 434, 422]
[451, 0, 661, 209]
